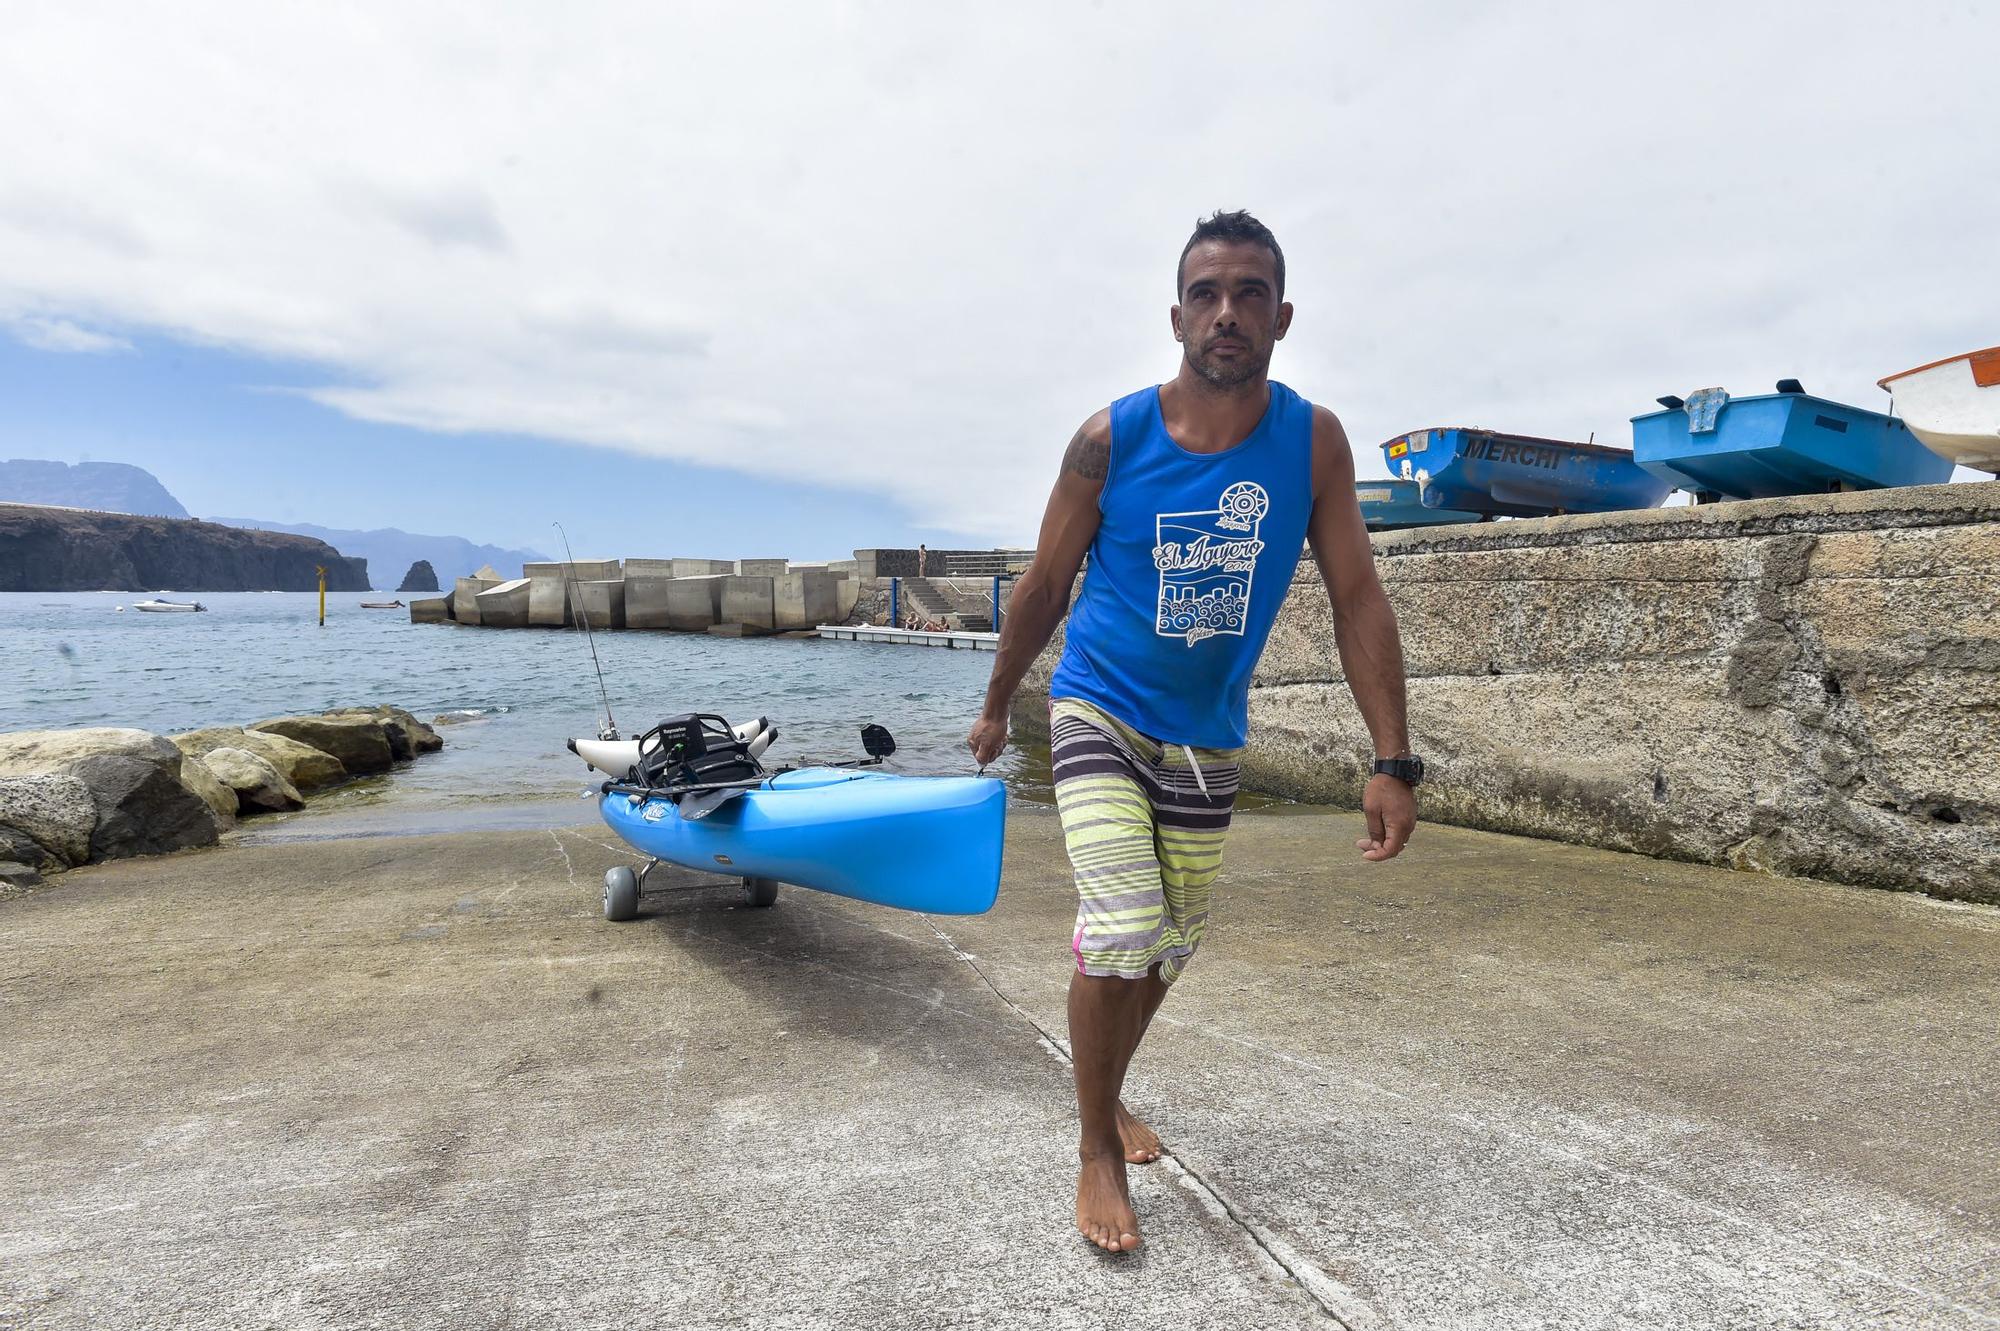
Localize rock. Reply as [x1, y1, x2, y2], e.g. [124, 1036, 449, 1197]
[249, 715, 394, 774]
[0, 730, 218, 863]
[200, 746, 304, 813]
[0, 504, 368, 592]
[0, 826, 58, 873]
[0, 860, 42, 889]
[172, 727, 347, 792]
[397, 559, 441, 593]
[68, 753, 220, 859]
[0, 773, 97, 867]
[177, 753, 238, 831]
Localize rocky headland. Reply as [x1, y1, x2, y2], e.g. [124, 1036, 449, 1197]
[0, 503, 369, 592]
[0, 705, 443, 888]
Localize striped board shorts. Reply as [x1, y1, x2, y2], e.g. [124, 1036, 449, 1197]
[1049, 696, 1243, 985]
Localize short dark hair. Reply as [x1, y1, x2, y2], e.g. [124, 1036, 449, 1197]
[1177, 210, 1285, 299]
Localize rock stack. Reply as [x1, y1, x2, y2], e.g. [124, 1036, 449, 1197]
[0, 705, 444, 889]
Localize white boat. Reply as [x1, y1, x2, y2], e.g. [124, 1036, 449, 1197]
[1878, 346, 2000, 473]
[132, 598, 206, 613]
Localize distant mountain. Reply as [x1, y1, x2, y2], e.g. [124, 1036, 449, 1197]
[0, 459, 190, 517]
[207, 518, 549, 590]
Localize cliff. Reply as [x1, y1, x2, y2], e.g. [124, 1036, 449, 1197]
[1013, 480, 2000, 904]
[0, 458, 191, 518]
[0, 504, 369, 592]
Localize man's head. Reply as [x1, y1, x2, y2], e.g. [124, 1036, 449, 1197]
[1172, 210, 1291, 390]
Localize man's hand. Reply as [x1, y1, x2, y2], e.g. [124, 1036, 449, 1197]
[1356, 773, 1416, 862]
[968, 713, 1008, 767]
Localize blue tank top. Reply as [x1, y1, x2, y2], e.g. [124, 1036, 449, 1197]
[1049, 381, 1314, 748]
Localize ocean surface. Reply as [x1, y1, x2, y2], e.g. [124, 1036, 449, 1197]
[0, 592, 1047, 836]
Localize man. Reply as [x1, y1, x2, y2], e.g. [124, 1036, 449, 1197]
[967, 210, 1420, 1254]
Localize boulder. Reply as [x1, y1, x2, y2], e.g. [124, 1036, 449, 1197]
[72, 753, 219, 860]
[0, 727, 220, 863]
[177, 753, 238, 830]
[200, 746, 305, 813]
[249, 715, 395, 775]
[327, 705, 443, 755]
[0, 773, 96, 868]
[0, 860, 42, 889]
[172, 727, 347, 792]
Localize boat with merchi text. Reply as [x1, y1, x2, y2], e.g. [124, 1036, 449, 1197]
[1381, 428, 1671, 518]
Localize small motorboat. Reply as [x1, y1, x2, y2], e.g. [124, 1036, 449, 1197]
[1354, 479, 1486, 532]
[571, 713, 1005, 919]
[1878, 347, 2000, 473]
[1632, 380, 1953, 500]
[132, 598, 206, 613]
[359, 600, 405, 609]
[1381, 428, 1671, 518]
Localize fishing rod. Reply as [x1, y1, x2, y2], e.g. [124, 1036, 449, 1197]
[553, 521, 618, 740]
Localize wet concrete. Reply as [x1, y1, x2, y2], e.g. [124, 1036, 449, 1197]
[1, 811, 1994, 1329]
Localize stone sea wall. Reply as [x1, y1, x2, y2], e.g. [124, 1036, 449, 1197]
[1015, 481, 2000, 904]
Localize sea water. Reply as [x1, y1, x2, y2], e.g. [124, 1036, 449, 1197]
[0, 591, 1042, 835]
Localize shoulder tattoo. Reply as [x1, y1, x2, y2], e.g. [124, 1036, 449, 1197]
[1062, 427, 1110, 481]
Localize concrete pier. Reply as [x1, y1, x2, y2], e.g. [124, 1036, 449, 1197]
[720, 575, 775, 632]
[5, 813, 1993, 1328]
[472, 577, 530, 628]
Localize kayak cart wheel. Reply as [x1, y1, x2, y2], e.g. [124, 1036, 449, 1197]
[603, 866, 640, 922]
[742, 876, 780, 908]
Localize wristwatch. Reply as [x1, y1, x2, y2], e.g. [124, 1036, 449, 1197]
[1372, 754, 1425, 786]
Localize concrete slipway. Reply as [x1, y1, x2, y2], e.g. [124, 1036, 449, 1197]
[1, 811, 1994, 1330]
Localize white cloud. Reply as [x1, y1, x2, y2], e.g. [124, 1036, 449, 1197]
[0, 2, 1994, 541]
[8, 316, 133, 354]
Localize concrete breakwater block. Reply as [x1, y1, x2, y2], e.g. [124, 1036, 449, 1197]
[664, 576, 726, 630]
[673, 558, 736, 577]
[736, 558, 789, 577]
[706, 623, 771, 638]
[409, 597, 450, 623]
[624, 577, 673, 629]
[774, 570, 838, 631]
[474, 578, 532, 628]
[720, 575, 775, 630]
[452, 577, 501, 625]
[523, 559, 622, 582]
[527, 578, 568, 627]
[571, 579, 625, 630]
[621, 558, 676, 580]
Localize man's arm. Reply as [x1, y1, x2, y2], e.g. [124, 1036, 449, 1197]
[1305, 405, 1417, 860]
[968, 411, 1109, 765]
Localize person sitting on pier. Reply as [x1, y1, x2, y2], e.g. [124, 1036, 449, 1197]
[968, 209, 1421, 1254]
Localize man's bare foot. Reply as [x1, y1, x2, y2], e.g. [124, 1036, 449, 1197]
[1076, 1152, 1141, 1253]
[1116, 1102, 1162, 1164]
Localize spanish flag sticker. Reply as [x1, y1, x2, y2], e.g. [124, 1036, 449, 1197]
[1387, 440, 1409, 459]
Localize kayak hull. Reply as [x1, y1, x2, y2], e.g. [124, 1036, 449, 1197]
[597, 766, 1006, 915]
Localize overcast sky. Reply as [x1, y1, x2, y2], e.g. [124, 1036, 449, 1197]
[2, 1, 1994, 555]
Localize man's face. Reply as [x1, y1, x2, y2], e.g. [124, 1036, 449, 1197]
[1172, 240, 1292, 389]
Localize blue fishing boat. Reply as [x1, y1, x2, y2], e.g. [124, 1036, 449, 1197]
[1631, 381, 1953, 500]
[1353, 479, 1485, 531]
[1380, 428, 1671, 518]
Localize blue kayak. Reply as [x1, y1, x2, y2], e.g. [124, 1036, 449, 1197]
[597, 766, 1006, 915]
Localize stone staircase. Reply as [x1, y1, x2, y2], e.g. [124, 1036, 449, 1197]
[900, 577, 993, 632]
